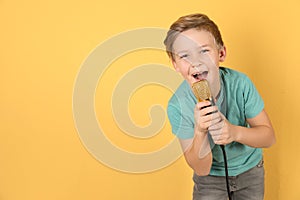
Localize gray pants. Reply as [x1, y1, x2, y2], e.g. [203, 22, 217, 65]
[193, 160, 264, 200]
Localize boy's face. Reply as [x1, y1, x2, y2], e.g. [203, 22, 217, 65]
[171, 28, 226, 98]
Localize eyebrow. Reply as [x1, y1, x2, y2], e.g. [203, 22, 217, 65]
[175, 44, 210, 54]
[197, 44, 210, 49]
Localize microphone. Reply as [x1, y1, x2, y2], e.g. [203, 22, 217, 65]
[192, 79, 216, 112]
[191, 80, 232, 200]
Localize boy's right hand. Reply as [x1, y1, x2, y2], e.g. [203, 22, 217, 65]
[194, 101, 222, 135]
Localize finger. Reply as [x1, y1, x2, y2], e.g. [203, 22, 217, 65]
[218, 111, 226, 120]
[199, 115, 220, 129]
[211, 133, 223, 143]
[210, 130, 222, 138]
[200, 105, 219, 116]
[199, 117, 221, 131]
[211, 131, 230, 145]
[202, 112, 222, 127]
[198, 120, 213, 131]
[210, 112, 223, 123]
[209, 119, 224, 131]
[198, 112, 222, 130]
[214, 139, 224, 145]
[195, 101, 211, 110]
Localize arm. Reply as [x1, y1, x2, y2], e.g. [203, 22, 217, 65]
[179, 131, 212, 176]
[179, 101, 220, 176]
[210, 109, 276, 148]
[235, 109, 276, 148]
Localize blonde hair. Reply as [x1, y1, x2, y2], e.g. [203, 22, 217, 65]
[164, 13, 224, 60]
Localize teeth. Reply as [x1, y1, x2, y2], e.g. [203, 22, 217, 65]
[192, 71, 208, 80]
[192, 73, 200, 79]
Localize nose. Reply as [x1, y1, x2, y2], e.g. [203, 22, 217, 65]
[191, 62, 201, 68]
[189, 57, 202, 68]
[185, 53, 203, 68]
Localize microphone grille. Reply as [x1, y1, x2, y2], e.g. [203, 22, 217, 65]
[192, 80, 212, 102]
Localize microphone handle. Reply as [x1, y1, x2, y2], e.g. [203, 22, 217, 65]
[207, 98, 232, 200]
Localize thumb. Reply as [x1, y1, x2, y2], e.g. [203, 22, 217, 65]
[218, 111, 226, 121]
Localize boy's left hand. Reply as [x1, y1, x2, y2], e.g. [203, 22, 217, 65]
[208, 112, 236, 145]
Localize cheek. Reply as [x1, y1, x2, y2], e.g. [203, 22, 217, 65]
[175, 66, 181, 72]
[207, 67, 219, 80]
[211, 67, 219, 76]
[174, 62, 189, 75]
[181, 66, 190, 77]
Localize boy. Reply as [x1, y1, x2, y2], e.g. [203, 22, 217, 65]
[164, 13, 275, 200]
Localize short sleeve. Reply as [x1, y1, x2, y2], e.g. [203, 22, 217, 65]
[167, 99, 195, 139]
[243, 76, 264, 119]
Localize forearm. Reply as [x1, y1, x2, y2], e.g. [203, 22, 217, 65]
[233, 124, 275, 148]
[184, 130, 212, 176]
[231, 110, 276, 148]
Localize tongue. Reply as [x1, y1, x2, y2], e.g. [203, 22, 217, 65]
[197, 71, 208, 80]
[195, 74, 201, 80]
[194, 73, 204, 80]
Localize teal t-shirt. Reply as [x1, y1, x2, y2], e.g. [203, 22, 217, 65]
[167, 67, 264, 176]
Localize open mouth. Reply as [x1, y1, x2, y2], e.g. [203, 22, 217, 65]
[192, 71, 208, 81]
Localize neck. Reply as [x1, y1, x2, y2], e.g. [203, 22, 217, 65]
[211, 79, 221, 101]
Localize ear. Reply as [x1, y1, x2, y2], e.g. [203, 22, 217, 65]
[219, 46, 227, 62]
[171, 59, 181, 72]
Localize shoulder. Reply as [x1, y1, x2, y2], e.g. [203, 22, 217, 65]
[167, 80, 196, 121]
[167, 80, 196, 139]
[219, 67, 253, 88]
[168, 80, 195, 106]
[220, 67, 264, 119]
[220, 67, 248, 80]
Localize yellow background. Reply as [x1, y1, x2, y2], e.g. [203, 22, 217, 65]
[1, 0, 299, 199]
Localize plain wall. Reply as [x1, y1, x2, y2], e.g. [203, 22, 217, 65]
[1, 0, 299, 199]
